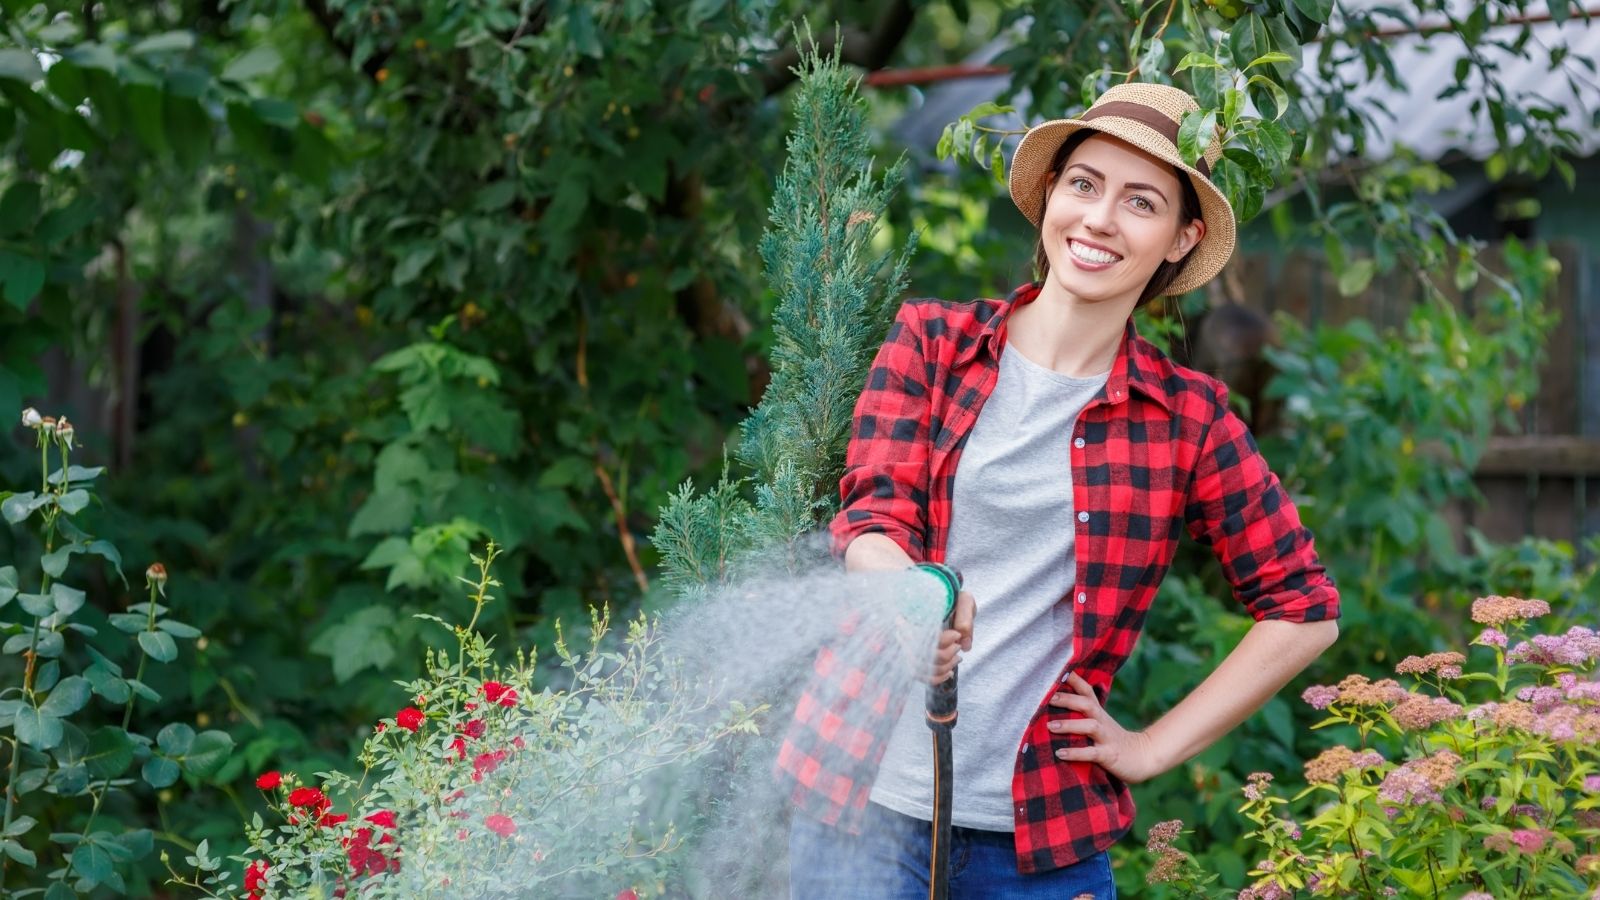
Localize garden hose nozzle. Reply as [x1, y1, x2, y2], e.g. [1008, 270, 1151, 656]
[915, 561, 962, 900]
[912, 562, 962, 625]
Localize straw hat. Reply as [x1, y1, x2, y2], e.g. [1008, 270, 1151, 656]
[1008, 82, 1237, 296]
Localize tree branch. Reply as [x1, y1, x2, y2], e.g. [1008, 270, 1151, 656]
[760, 0, 917, 95]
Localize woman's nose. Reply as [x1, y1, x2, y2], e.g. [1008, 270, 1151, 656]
[1080, 197, 1116, 234]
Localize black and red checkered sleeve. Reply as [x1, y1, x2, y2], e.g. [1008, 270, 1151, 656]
[1184, 386, 1340, 623]
[828, 301, 933, 562]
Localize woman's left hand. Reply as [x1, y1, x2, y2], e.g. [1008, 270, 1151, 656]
[1047, 671, 1165, 784]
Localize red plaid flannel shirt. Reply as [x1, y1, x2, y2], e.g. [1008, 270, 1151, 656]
[775, 282, 1339, 874]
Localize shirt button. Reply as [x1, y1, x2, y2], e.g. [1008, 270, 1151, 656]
[1073, 437, 1086, 449]
[1077, 592, 1087, 604]
[1021, 742, 1030, 754]
[1077, 511, 1089, 523]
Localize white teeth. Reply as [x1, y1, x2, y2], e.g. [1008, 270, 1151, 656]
[1069, 240, 1120, 265]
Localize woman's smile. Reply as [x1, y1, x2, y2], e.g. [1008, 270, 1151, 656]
[1065, 238, 1122, 269]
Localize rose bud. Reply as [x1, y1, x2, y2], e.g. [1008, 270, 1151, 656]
[40, 416, 56, 434]
[146, 562, 168, 594]
[20, 408, 41, 429]
[55, 416, 74, 449]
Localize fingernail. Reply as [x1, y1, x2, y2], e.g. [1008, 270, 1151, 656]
[1047, 721, 1063, 732]
[1055, 749, 1068, 760]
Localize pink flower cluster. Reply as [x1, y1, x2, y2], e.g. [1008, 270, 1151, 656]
[1394, 651, 1465, 677]
[1470, 595, 1551, 626]
[1376, 750, 1460, 807]
[1506, 626, 1600, 667]
[1391, 694, 1463, 731]
[1473, 628, 1508, 648]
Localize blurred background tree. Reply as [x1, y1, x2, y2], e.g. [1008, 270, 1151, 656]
[1, 0, 1596, 893]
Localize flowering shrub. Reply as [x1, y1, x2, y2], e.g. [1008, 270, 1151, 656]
[168, 544, 760, 898]
[1, 410, 232, 894]
[1146, 595, 1600, 897]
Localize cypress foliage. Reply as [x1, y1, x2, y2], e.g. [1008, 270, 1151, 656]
[652, 43, 916, 597]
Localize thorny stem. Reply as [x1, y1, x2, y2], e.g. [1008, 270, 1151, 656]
[2, 435, 63, 886]
[122, 579, 160, 731]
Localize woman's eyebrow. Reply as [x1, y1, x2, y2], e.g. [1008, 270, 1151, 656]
[1064, 163, 1169, 204]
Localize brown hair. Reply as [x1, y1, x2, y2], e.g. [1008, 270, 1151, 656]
[1030, 131, 1205, 307]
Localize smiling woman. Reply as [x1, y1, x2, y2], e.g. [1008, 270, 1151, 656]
[780, 82, 1340, 900]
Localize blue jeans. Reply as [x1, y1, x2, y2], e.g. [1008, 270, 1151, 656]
[788, 802, 1117, 899]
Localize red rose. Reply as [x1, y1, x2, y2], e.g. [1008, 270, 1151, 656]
[365, 810, 397, 829]
[512, 735, 527, 750]
[288, 786, 331, 813]
[616, 890, 640, 900]
[449, 736, 468, 761]
[485, 813, 516, 837]
[319, 812, 349, 827]
[255, 771, 282, 790]
[396, 707, 424, 733]
[472, 749, 509, 783]
[482, 681, 519, 707]
[244, 859, 269, 899]
[461, 718, 486, 739]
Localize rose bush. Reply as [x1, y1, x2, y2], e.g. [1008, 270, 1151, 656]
[1144, 595, 1600, 898]
[0, 412, 232, 896]
[168, 544, 760, 898]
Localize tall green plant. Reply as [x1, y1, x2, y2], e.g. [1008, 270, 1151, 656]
[1, 410, 233, 895]
[652, 43, 915, 590]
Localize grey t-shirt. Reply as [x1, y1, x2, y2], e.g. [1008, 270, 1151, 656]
[869, 342, 1108, 831]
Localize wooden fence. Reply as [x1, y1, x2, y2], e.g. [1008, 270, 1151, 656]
[1230, 239, 1600, 551]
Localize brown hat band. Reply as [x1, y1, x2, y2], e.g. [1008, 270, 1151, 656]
[1080, 101, 1211, 179]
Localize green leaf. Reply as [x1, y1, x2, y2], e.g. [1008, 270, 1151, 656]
[108, 613, 148, 634]
[1246, 74, 1290, 120]
[38, 676, 89, 717]
[0, 49, 43, 84]
[0, 566, 14, 606]
[2, 840, 36, 867]
[1245, 52, 1294, 70]
[3, 817, 34, 838]
[391, 244, 437, 287]
[84, 664, 129, 703]
[221, 45, 281, 83]
[18, 593, 53, 617]
[1174, 51, 1222, 72]
[52, 583, 85, 619]
[0, 251, 45, 311]
[348, 487, 416, 536]
[156, 619, 201, 639]
[183, 731, 234, 777]
[47, 464, 104, 486]
[309, 605, 397, 682]
[129, 31, 195, 56]
[85, 727, 133, 779]
[0, 182, 40, 235]
[569, 4, 605, 57]
[15, 707, 62, 750]
[70, 841, 113, 885]
[157, 722, 195, 755]
[40, 544, 76, 579]
[1292, 0, 1333, 23]
[1177, 109, 1219, 167]
[141, 756, 179, 788]
[1228, 15, 1271, 70]
[138, 630, 178, 663]
[43, 881, 73, 900]
[1338, 258, 1377, 296]
[57, 489, 90, 515]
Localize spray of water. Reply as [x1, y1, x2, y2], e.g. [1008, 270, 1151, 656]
[343, 534, 950, 898]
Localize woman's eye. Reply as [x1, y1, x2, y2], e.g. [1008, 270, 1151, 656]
[1070, 177, 1093, 193]
[1131, 196, 1153, 211]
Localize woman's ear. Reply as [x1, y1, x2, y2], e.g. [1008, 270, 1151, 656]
[1166, 218, 1207, 263]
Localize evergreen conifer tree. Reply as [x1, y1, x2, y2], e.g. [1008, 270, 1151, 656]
[652, 44, 915, 597]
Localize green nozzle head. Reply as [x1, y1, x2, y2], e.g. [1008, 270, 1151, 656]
[911, 562, 961, 623]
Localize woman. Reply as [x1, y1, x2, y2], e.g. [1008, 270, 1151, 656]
[779, 83, 1341, 898]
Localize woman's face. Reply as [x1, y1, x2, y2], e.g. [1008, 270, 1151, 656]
[1038, 133, 1205, 308]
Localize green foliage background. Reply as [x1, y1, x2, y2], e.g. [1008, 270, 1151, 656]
[0, 0, 1595, 894]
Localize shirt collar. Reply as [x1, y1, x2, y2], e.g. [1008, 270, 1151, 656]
[963, 282, 1175, 413]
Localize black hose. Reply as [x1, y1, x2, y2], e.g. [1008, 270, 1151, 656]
[914, 561, 962, 900]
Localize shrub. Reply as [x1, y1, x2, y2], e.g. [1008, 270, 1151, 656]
[170, 544, 759, 898]
[1145, 595, 1600, 898]
[1, 410, 232, 895]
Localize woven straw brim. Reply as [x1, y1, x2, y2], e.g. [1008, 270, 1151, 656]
[1008, 117, 1237, 297]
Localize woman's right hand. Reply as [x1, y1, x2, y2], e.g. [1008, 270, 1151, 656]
[930, 589, 975, 684]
